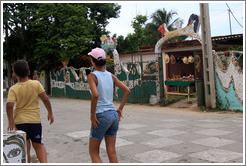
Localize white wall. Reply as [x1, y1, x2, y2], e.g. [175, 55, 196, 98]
[119, 52, 156, 63]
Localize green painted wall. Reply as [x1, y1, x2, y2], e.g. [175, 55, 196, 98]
[116, 62, 157, 103]
[50, 67, 91, 99]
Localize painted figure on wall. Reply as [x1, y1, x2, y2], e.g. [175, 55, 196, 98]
[65, 71, 70, 83]
[3, 131, 27, 163]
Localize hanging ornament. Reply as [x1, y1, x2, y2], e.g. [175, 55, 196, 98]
[170, 55, 176, 64]
[182, 57, 189, 64]
[188, 56, 194, 63]
[163, 54, 170, 64]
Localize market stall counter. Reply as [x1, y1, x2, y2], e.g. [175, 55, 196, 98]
[165, 77, 196, 103]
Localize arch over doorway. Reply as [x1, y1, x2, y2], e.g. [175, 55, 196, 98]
[154, 14, 202, 99]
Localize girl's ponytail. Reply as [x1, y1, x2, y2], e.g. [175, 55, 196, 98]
[92, 57, 106, 66]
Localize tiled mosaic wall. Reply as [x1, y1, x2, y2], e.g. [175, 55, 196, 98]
[50, 67, 91, 99]
[33, 70, 46, 89]
[214, 51, 243, 111]
[116, 61, 158, 103]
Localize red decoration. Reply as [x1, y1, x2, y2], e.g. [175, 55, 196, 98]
[61, 61, 68, 68]
[158, 24, 166, 36]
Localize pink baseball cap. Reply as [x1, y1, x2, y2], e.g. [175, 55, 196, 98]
[88, 47, 106, 60]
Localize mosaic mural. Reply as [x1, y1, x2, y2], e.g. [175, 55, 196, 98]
[116, 60, 158, 103]
[50, 67, 92, 99]
[214, 51, 243, 111]
[33, 70, 46, 88]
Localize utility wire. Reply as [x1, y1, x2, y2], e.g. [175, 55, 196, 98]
[226, 3, 243, 28]
[230, 10, 243, 28]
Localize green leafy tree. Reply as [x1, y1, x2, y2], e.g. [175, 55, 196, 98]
[116, 34, 138, 54]
[116, 15, 147, 54]
[131, 15, 147, 50]
[3, 3, 39, 59]
[3, 3, 39, 87]
[116, 35, 125, 53]
[31, 3, 94, 70]
[124, 33, 139, 52]
[3, 3, 121, 93]
[61, 3, 121, 68]
[84, 3, 121, 46]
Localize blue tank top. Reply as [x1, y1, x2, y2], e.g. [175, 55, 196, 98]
[92, 70, 115, 113]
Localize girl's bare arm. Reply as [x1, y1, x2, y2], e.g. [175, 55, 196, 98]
[113, 75, 130, 121]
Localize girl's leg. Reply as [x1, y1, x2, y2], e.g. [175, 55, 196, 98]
[105, 136, 118, 163]
[32, 142, 47, 163]
[26, 139, 31, 163]
[89, 137, 103, 163]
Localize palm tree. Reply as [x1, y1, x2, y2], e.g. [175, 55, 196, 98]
[143, 8, 186, 46]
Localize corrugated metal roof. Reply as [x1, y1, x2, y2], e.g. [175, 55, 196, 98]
[211, 34, 243, 41]
[125, 34, 243, 55]
[139, 34, 243, 49]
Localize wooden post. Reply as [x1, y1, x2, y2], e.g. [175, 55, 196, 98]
[188, 86, 190, 102]
[165, 85, 168, 99]
[200, 3, 216, 108]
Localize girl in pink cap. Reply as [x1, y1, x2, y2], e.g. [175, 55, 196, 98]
[87, 47, 130, 163]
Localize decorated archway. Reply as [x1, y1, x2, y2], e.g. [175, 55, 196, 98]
[155, 14, 202, 100]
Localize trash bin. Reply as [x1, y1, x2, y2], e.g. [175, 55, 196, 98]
[149, 95, 160, 105]
[196, 79, 205, 106]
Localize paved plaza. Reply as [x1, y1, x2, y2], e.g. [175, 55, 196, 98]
[2, 96, 244, 164]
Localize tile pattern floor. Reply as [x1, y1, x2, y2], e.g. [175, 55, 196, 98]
[66, 117, 243, 163]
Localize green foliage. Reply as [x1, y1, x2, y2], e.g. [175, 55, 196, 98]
[116, 34, 139, 54]
[3, 34, 22, 61]
[84, 3, 121, 46]
[131, 15, 147, 34]
[3, 3, 39, 62]
[68, 55, 91, 69]
[116, 35, 126, 53]
[3, 3, 121, 72]
[131, 15, 147, 50]
[144, 8, 186, 44]
[31, 3, 94, 70]
[116, 14, 147, 54]
[227, 45, 243, 51]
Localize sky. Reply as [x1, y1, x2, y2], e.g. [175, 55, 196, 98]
[106, 1, 244, 38]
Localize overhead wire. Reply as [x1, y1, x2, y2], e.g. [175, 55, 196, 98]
[226, 3, 243, 28]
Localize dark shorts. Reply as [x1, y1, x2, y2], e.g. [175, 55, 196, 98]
[90, 110, 119, 140]
[15, 123, 43, 144]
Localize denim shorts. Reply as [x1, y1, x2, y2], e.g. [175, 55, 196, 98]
[90, 110, 119, 140]
[15, 123, 43, 144]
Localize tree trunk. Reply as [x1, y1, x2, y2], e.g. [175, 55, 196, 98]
[7, 61, 12, 90]
[4, 21, 12, 90]
[45, 69, 51, 95]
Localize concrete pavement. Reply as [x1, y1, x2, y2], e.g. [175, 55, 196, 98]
[2, 96, 244, 164]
